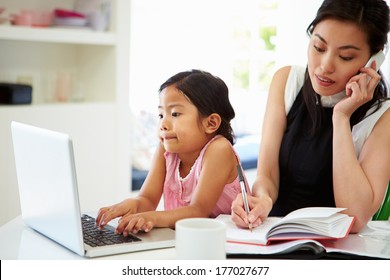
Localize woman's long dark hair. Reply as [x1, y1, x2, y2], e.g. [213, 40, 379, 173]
[304, 0, 390, 133]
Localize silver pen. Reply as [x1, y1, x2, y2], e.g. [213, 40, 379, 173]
[237, 165, 252, 231]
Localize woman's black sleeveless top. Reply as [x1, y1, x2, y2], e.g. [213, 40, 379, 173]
[269, 90, 336, 216]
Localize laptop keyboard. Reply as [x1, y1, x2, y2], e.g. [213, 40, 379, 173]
[81, 214, 141, 247]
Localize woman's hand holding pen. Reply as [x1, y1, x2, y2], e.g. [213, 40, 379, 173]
[231, 193, 272, 229]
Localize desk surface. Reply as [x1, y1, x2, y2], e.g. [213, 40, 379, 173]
[1, 216, 389, 260]
[0, 216, 176, 260]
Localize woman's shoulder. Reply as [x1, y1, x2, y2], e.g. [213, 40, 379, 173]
[272, 64, 305, 81]
[272, 65, 306, 114]
[270, 65, 305, 90]
[369, 101, 390, 132]
[268, 66, 290, 94]
[272, 65, 291, 81]
[352, 100, 390, 157]
[268, 66, 301, 113]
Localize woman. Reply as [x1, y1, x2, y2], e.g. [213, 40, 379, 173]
[232, 0, 390, 232]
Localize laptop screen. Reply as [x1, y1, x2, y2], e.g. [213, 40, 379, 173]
[11, 121, 85, 256]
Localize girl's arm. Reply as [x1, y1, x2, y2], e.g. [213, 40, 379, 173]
[136, 143, 167, 210]
[96, 143, 166, 228]
[333, 68, 390, 232]
[231, 66, 290, 228]
[116, 137, 239, 234]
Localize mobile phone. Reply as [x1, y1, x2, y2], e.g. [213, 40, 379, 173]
[365, 50, 385, 72]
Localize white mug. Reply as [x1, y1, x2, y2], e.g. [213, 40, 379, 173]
[175, 218, 226, 260]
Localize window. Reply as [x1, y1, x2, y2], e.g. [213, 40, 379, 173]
[129, 0, 281, 143]
[128, 0, 389, 170]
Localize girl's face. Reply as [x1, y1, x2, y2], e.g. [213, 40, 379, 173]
[307, 19, 371, 96]
[158, 85, 209, 155]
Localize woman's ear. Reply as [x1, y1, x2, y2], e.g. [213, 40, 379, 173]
[203, 113, 221, 134]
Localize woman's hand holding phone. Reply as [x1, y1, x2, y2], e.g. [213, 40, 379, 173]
[335, 51, 385, 116]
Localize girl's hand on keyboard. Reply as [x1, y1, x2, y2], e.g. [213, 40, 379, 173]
[116, 212, 156, 236]
[96, 198, 140, 230]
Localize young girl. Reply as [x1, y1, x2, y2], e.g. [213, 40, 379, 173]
[232, 0, 390, 232]
[96, 69, 247, 236]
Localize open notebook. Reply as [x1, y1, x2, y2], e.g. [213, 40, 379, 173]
[11, 121, 175, 258]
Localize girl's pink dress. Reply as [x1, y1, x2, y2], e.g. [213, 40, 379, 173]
[163, 135, 248, 217]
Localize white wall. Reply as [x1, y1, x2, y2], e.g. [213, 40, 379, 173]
[129, 0, 232, 115]
[274, 0, 322, 68]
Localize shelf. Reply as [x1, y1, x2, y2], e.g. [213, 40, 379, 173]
[0, 25, 116, 45]
[0, 0, 131, 227]
[0, 101, 116, 111]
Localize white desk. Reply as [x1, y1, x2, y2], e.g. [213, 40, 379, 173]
[0, 215, 176, 260]
[1, 215, 389, 260]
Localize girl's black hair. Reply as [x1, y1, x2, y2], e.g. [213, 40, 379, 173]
[304, 0, 390, 133]
[159, 69, 236, 144]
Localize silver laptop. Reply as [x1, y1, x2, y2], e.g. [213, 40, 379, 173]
[11, 121, 175, 258]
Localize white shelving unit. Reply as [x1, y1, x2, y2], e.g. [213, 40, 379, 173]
[0, 0, 132, 226]
[0, 25, 116, 44]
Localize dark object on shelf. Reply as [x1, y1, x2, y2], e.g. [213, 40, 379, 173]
[0, 83, 32, 104]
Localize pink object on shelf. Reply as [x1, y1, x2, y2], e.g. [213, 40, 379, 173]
[11, 13, 33, 26]
[54, 9, 86, 19]
[11, 10, 53, 27]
